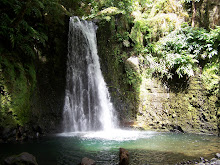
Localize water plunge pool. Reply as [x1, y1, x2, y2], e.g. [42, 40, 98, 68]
[0, 129, 219, 164]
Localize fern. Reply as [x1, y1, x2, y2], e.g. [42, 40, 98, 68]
[9, 34, 15, 48]
[20, 44, 35, 57]
[143, 26, 219, 79]
[33, 0, 44, 9]
[20, 20, 29, 31]
[0, 0, 69, 126]
[13, 4, 22, 15]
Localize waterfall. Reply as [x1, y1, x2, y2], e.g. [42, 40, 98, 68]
[63, 16, 117, 132]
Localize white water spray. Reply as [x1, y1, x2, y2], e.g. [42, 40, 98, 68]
[63, 16, 118, 132]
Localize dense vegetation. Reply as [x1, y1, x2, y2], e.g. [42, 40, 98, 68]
[0, 0, 219, 137]
[89, 0, 220, 78]
[90, 0, 219, 126]
[0, 0, 70, 128]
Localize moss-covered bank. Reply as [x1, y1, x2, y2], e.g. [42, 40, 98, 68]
[97, 15, 142, 124]
[137, 73, 219, 135]
[0, 17, 69, 141]
[96, 14, 220, 135]
[0, 0, 71, 141]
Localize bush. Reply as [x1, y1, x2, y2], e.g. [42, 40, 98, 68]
[142, 26, 220, 79]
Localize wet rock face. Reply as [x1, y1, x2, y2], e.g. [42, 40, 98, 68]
[137, 75, 219, 135]
[80, 157, 96, 165]
[0, 127, 16, 142]
[169, 125, 184, 133]
[27, 15, 70, 136]
[97, 18, 140, 123]
[0, 124, 43, 143]
[4, 152, 38, 165]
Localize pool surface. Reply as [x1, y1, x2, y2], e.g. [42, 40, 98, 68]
[0, 129, 219, 164]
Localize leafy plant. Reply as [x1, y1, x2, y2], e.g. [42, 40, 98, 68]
[202, 63, 220, 95]
[142, 26, 220, 79]
[0, 57, 36, 126]
[0, 0, 68, 127]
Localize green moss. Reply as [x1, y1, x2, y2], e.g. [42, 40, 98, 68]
[97, 17, 143, 122]
[0, 56, 36, 127]
[135, 71, 219, 134]
[202, 64, 220, 95]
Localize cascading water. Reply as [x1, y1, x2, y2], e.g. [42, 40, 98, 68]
[63, 16, 117, 132]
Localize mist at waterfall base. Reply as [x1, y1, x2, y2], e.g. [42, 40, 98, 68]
[0, 17, 219, 165]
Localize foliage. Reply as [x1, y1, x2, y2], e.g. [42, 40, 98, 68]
[0, 56, 36, 126]
[87, 0, 188, 52]
[125, 62, 142, 90]
[89, 6, 124, 21]
[85, 0, 132, 20]
[0, 0, 47, 59]
[142, 26, 220, 79]
[96, 0, 132, 13]
[89, 0, 196, 95]
[146, 0, 188, 41]
[202, 63, 220, 95]
[0, 0, 71, 60]
[0, 0, 69, 127]
[126, 0, 188, 50]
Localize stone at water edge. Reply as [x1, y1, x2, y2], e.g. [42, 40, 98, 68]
[216, 160, 220, 165]
[4, 152, 38, 165]
[119, 148, 129, 165]
[80, 157, 96, 165]
[216, 153, 220, 159]
[210, 158, 217, 162]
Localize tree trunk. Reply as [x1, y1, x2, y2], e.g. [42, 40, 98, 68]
[191, 0, 196, 27]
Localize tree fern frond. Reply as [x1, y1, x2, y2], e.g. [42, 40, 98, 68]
[13, 4, 22, 15]
[32, 8, 42, 18]
[10, 34, 15, 48]
[20, 44, 35, 57]
[20, 20, 29, 31]
[0, 13, 12, 25]
[33, 0, 44, 9]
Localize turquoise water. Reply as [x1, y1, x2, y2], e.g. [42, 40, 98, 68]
[0, 130, 219, 164]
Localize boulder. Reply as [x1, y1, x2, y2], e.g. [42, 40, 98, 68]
[169, 124, 184, 133]
[2, 127, 16, 141]
[80, 157, 96, 165]
[4, 152, 38, 165]
[119, 148, 129, 165]
[216, 160, 220, 164]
